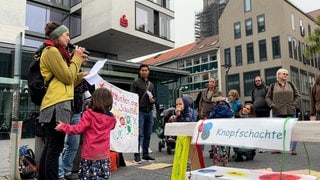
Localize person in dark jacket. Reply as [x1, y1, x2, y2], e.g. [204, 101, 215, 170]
[251, 76, 270, 117]
[171, 97, 196, 122]
[130, 64, 156, 164]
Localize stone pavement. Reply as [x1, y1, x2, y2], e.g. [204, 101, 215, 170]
[1, 133, 320, 179]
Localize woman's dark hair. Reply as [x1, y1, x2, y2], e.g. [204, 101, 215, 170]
[44, 21, 62, 38]
[88, 88, 113, 114]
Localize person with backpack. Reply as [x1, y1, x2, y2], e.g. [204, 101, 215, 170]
[37, 21, 88, 180]
[310, 74, 320, 121]
[251, 76, 270, 118]
[265, 68, 300, 155]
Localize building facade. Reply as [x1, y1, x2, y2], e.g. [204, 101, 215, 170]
[0, 0, 187, 138]
[143, 35, 220, 107]
[219, 0, 320, 114]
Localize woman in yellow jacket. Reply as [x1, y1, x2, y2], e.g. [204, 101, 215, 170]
[38, 21, 88, 180]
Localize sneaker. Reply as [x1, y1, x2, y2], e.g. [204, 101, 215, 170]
[64, 173, 79, 180]
[133, 156, 142, 164]
[142, 156, 155, 162]
[140, 146, 153, 154]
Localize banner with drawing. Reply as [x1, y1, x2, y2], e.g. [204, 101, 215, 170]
[96, 80, 139, 153]
[191, 118, 297, 151]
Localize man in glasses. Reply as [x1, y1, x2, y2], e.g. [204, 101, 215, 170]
[251, 76, 270, 118]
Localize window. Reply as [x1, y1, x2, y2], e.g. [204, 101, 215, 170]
[265, 67, 280, 86]
[202, 73, 209, 81]
[65, 9, 81, 38]
[244, 0, 251, 12]
[226, 74, 240, 95]
[178, 60, 185, 68]
[202, 55, 208, 63]
[194, 57, 200, 65]
[136, 3, 154, 33]
[224, 48, 231, 66]
[234, 22, 241, 39]
[246, 42, 254, 64]
[209, 54, 217, 61]
[259, 39, 267, 61]
[244, 70, 260, 96]
[186, 59, 192, 67]
[257, 14, 265, 33]
[26, 2, 69, 34]
[308, 24, 311, 36]
[159, 13, 174, 40]
[245, 18, 253, 36]
[194, 75, 200, 83]
[235, 45, 242, 66]
[0, 49, 13, 78]
[291, 13, 295, 31]
[288, 36, 293, 58]
[293, 38, 297, 60]
[299, 19, 305, 37]
[290, 67, 300, 95]
[272, 36, 281, 59]
[149, 0, 174, 10]
[298, 41, 302, 62]
[300, 70, 308, 95]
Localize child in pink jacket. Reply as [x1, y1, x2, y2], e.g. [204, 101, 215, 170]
[56, 88, 116, 179]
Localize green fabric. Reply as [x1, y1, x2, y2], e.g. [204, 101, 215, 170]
[49, 25, 69, 38]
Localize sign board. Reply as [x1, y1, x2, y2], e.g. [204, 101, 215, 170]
[191, 118, 297, 151]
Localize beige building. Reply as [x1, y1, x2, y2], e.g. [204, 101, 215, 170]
[219, 0, 320, 113]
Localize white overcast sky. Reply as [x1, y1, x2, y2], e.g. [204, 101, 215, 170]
[174, 0, 320, 47]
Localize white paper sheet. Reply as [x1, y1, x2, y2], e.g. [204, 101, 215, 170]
[84, 59, 107, 85]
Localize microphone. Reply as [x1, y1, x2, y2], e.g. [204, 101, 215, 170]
[68, 43, 90, 55]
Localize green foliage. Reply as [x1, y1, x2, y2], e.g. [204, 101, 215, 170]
[305, 15, 320, 58]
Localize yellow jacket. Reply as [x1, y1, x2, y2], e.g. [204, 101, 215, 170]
[40, 46, 84, 111]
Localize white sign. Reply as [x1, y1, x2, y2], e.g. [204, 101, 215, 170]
[96, 80, 139, 153]
[191, 118, 297, 151]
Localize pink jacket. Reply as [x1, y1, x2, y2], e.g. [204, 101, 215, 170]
[59, 109, 116, 160]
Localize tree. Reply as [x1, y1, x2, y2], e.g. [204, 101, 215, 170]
[305, 15, 320, 58]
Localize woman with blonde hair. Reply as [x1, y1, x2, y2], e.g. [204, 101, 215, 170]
[228, 89, 242, 118]
[265, 68, 300, 155]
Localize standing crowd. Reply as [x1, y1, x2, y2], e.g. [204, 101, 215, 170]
[33, 20, 319, 179]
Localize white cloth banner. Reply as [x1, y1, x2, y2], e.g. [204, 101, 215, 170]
[95, 80, 139, 153]
[191, 118, 297, 151]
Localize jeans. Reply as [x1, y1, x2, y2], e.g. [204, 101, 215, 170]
[273, 114, 297, 151]
[59, 113, 81, 177]
[38, 114, 65, 180]
[134, 111, 154, 157]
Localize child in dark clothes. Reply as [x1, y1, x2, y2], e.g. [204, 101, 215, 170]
[208, 96, 233, 166]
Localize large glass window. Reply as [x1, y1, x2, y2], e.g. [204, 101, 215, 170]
[26, 2, 69, 34]
[288, 36, 293, 58]
[136, 3, 173, 41]
[235, 45, 242, 66]
[272, 36, 281, 59]
[257, 14, 265, 33]
[265, 67, 280, 86]
[234, 22, 241, 39]
[149, 0, 174, 10]
[224, 48, 231, 66]
[300, 70, 308, 95]
[0, 48, 13, 78]
[244, 0, 251, 12]
[226, 74, 240, 95]
[243, 70, 260, 96]
[259, 39, 267, 61]
[245, 18, 253, 36]
[246, 42, 254, 64]
[159, 13, 174, 41]
[291, 13, 295, 31]
[293, 38, 297, 60]
[290, 67, 300, 94]
[136, 3, 154, 34]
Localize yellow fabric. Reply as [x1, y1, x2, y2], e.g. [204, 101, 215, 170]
[171, 136, 190, 180]
[39, 46, 83, 111]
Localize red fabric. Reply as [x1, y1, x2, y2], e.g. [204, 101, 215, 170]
[59, 109, 117, 160]
[43, 39, 71, 66]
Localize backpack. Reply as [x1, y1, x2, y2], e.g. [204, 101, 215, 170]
[19, 145, 38, 179]
[28, 46, 53, 105]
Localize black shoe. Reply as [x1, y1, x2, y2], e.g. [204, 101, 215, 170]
[64, 173, 79, 180]
[133, 156, 142, 164]
[142, 155, 155, 162]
